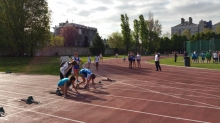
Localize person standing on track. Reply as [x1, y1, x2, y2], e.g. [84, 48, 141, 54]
[136, 52, 141, 68]
[128, 52, 133, 68]
[115, 53, 118, 58]
[94, 54, 100, 70]
[87, 54, 91, 69]
[72, 52, 82, 82]
[132, 53, 136, 67]
[155, 51, 161, 71]
[100, 53, 103, 63]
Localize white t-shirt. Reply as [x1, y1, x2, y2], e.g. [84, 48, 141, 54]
[100, 54, 102, 58]
[214, 53, 218, 58]
[95, 56, 99, 62]
[155, 54, 159, 61]
[87, 56, 91, 63]
[137, 54, 141, 60]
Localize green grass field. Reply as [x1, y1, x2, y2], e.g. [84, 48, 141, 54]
[0, 55, 117, 75]
[149, 56, 220, 70]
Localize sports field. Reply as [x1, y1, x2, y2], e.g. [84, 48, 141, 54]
[0, 56, 220, 123]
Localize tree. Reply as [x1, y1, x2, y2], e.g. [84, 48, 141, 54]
[162, 32, 171, 39]
[133, 19, 140, 53]
[216, 23, 220, 34]
[60, 26, 79, 47]
[90, 33, 105, 55]
[172, 34, 186, 52]
[50, 35, 64, 46]
[146, 11, 162, 53]
[139, 14, 148, 53]
[159, 37, 173, 53]
[107, 32, 124, 49]
[194, 33, 200, 40]
[203, 28, 213, 34]
[182, 29, 191, 40]
[0, 0, 51, 56]
[120, 14, 131, 52]
[190, 35, 195, 40]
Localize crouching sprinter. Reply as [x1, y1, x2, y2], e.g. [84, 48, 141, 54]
[77, 68, 96, 90]
[57, 75, 79, 98]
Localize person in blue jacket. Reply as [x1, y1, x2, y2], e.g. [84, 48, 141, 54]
[77, 68, 96, 90]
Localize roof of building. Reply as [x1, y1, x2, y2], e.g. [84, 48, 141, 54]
[54, 22, 97, 30]
[172, 21, 198, 28]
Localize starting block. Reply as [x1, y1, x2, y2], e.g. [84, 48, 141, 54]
[0, 107, 5, 117]
[6, 70, 12, 74]
[20, 96, 40, 104]
[101, 78, 115, 82]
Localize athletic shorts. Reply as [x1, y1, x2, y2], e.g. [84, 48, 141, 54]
[74, 65, 79, 69]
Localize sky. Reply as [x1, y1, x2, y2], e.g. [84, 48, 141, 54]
[48, 0, 220, 38]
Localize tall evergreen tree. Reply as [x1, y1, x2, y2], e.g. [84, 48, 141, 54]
[139, 15, 148, 53]
[133, 19, 140, 53]
[120, 14, 131, 52]
[90, 33, 105, 55]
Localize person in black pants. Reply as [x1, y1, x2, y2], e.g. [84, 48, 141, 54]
[174, 52, 177, 62]
[128, 52, 133, 68]
[60, 61, 77, 80]
[155, 51, 161, 71]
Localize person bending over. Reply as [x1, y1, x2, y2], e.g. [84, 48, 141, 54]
[60, 61, 77, 80]
[77, 68, 96, 90]
[57, 75, 79, 98]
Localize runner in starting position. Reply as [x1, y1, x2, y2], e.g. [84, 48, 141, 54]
[57, 75, 79, 98]
[77, 68, 96, 90]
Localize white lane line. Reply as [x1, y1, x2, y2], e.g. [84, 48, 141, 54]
[5, 100, 60, 117]
[1, 87, 220, 110]
[132, 82, 220, 93]
[0, 103, 85, 123]
[104, 95, 220, 110]
[90, 60, 220, 108]
[105, 87, 220, 100]
[111, 59, 220, 85]
[120, 82, 220, 109]
[0, 93, 211, 123]
[94, 61, 220, 102]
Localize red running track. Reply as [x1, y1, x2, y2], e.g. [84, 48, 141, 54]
[0, 56, 220, 123]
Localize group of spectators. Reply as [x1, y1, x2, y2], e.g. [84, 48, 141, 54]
[191, 51, 220, 63]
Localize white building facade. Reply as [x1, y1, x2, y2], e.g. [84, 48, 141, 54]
[171, 17, 219, 36]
